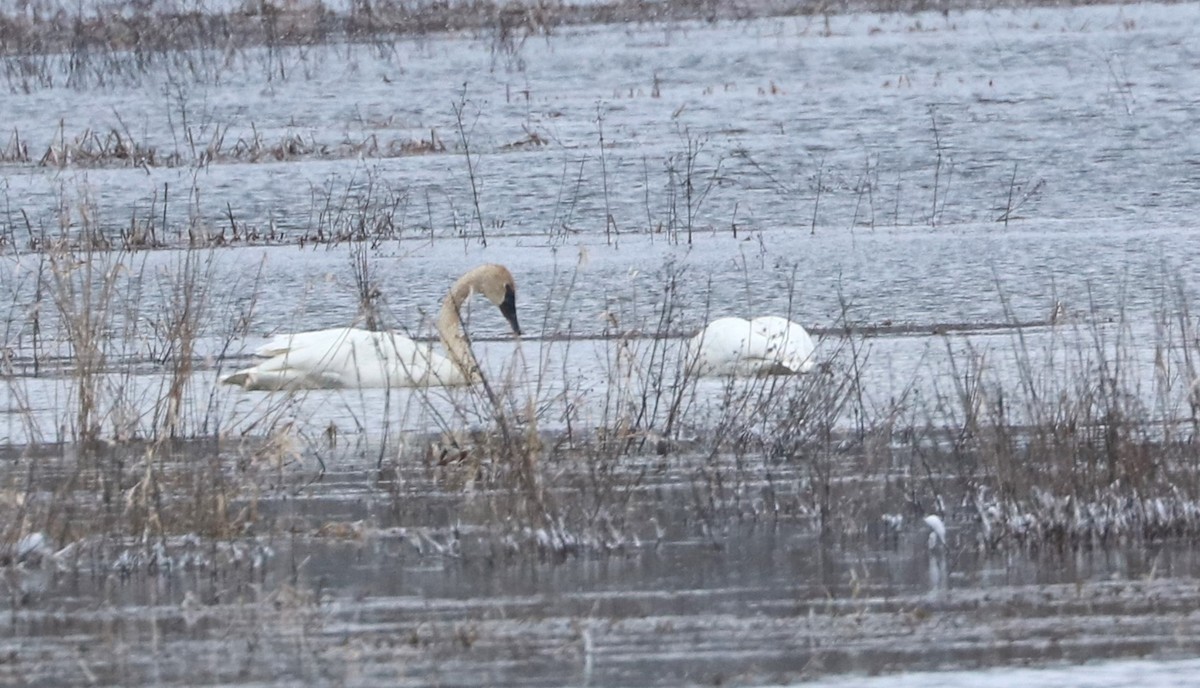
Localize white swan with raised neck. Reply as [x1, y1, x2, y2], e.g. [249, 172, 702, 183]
[222, 264, 521, 390]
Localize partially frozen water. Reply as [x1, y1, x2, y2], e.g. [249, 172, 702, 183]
[9, 499, 1200, 685]
[3, 1, 1200, 685]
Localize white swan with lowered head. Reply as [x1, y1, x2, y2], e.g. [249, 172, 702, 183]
[686, 316, 815, 377]
[221, 264, 521, 390]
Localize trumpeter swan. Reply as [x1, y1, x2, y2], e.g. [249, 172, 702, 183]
[221, 264, 520, 390]
[686, 316, 815, 377]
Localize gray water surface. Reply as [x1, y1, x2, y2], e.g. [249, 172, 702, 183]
[4, 2, 1200, 685]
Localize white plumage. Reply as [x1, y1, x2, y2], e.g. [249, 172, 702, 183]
[686, 316, 815, 377]
[222, 264, 520, 391]
[228, 327, 470, 389]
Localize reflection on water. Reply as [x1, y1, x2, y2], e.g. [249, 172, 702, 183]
[8, 517, 1200, 685]
[3, 1, 1200, 685]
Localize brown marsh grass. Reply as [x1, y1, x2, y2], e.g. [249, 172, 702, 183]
[0, 234, 304, 568]
[0, 122, 449, 170]
[0, 0, 1127, 95]
[381, 259, 1200, 556]
[4, 204, 1200, 577]
[1, 4, 1195, 685]
[2, 167, 1200, 577]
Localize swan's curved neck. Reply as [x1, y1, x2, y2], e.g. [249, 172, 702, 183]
[436, 274, 482, 383]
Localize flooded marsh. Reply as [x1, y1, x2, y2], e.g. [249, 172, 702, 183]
[3, 0, 1200, 685]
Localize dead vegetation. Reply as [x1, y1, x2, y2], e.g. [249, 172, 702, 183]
[6, 243, 1200, 575]
[0, 0, 1138, 95]
[0, 148, 1199, 578]
[0, 2, 1192, 685]
[0, 0, 1130, 60]
[353, 259, 1200, 558]
[0, 0, 1192, 580]
[0, 122, 448, 169]
[0, 235, 290, 569]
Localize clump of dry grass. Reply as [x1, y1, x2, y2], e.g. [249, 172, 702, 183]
[362, 260, 867, 558]
[364, 259, 1200, 558]
[8, 204, 1200, 579]
[0, 0, 1047, 95]
[0, 226, 305, 571]
[0, 169, 421, 252]
[36, 126, 166, 168]
[0, 0, 543, 65]
[886, 284, 1200, 548]
[4, 122, 449, 171]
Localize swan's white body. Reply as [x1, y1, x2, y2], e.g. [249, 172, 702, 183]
[222, 264, 520, 391]
[686, 316, 815, 377]
[229, 328, 471, 389]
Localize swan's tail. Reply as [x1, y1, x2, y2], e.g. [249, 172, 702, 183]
[221, 366, 345, 391]
[220, 369, 256, 389]
[222, 369, 301, 391]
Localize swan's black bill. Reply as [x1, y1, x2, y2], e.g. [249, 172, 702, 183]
[500, 285, 521, 336]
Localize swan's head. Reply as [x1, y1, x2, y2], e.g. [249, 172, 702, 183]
[474, 264, 521, 336]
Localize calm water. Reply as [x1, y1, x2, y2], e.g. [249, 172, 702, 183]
[0, 3, 1198, 330]
[9, 465, 1200, 685]
[3, 1, 1200, 685]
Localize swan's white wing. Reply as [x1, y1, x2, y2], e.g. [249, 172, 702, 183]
[750, 316, 815, 374]
[254, 329, 343, 359]
[274, 329, 422, 388]
[688, 316, 815, 377]
[688, 317, 768, 376]
[227, 327, 464, 390]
